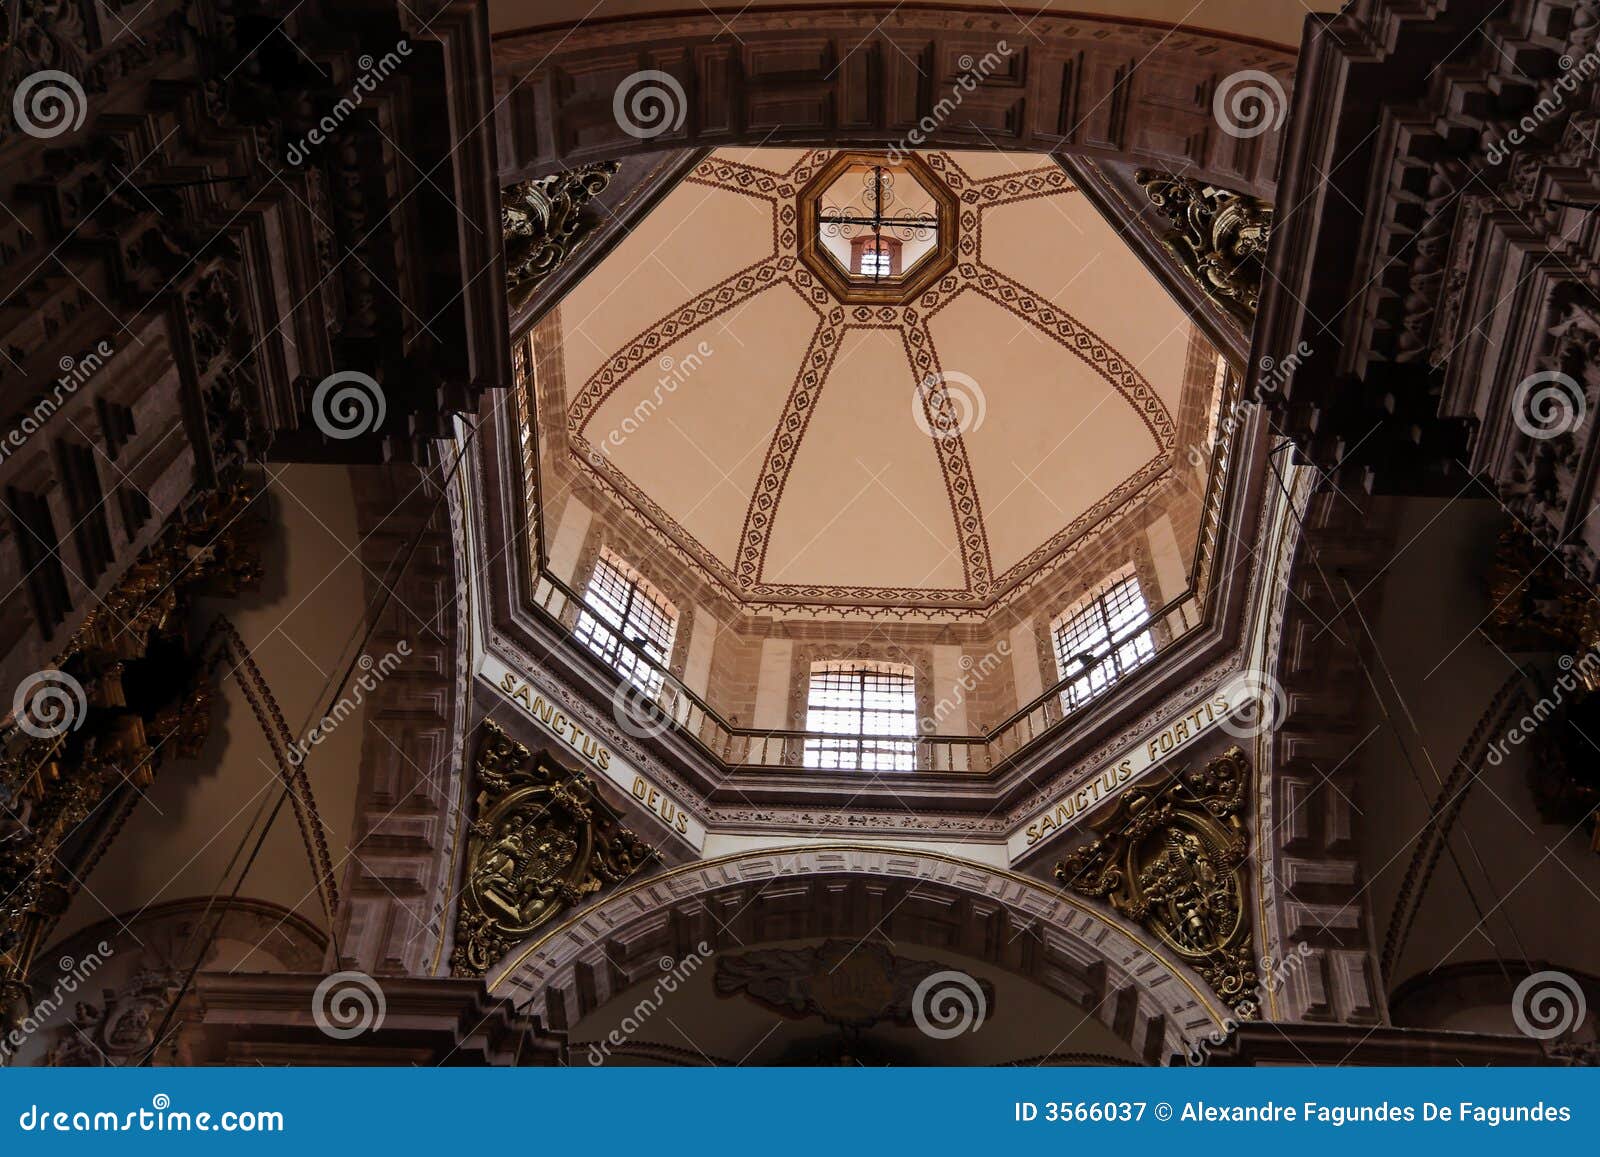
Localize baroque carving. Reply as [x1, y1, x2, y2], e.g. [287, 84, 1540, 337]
[1055, 747, 1259, 1013]
[449, 722, 654, 978]
[502, 163, 620, 313]
[1, 483, 265, 1027]
[715, 939, 996, 1030]
[1135, 173, 1271, 325]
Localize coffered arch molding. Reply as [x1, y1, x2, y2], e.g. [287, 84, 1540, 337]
[486, 846, 1229, 1064]
[491, 7, 1297, 198]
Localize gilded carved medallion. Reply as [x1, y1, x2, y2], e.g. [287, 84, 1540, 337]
[450, 722, 654, 978]
[1055, 747, 1259, 1013]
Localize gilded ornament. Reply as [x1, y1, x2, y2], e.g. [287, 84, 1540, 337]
[1055, 747, 1259, 1013]
[450, 722, 654, 977]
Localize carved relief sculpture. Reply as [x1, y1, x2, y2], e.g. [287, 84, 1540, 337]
[450, 722, 654, 977]
[502, 163, 621, 313]
[1055, 747, 1259, 1013]
[1135, 173, 1272, 325]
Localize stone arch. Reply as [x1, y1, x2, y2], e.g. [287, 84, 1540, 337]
[491, 6, 1296, 197]
[487, 845, 1228, 1064]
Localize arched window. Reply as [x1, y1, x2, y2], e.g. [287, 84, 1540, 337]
[574, 548, 677, 695]
[803, 661, 916, 771]
[1051, 566, 1155, 713]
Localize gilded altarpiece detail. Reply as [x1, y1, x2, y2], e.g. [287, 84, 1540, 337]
[1055, 747, 1259, 1014]
[1134, 173, 1271, 326]
[450, 723, 654, 978]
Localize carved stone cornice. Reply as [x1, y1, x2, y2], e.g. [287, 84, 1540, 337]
[449, 722, 655, 978]
[1252, 0, 1600, 500]
[1056, 747, 1258, 1014]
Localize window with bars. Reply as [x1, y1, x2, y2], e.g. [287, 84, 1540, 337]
[1051, 569, 1156, 713]
[573, 549, 677, 695]
[802, 661, 917, 771]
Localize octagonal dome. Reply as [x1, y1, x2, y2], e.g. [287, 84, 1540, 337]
[541, 147, 1222, 620]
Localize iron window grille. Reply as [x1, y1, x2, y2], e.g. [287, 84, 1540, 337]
[803, 661, 917, 771]
[574, 550, 677, 696]
[1051, 569, 1156, 713]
